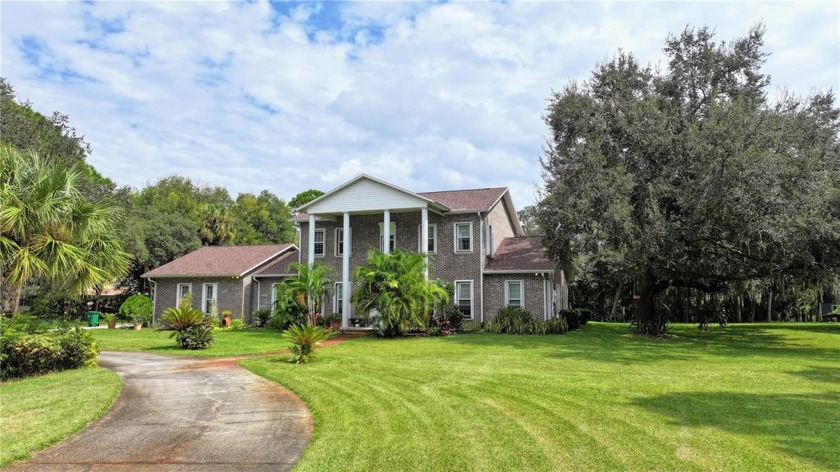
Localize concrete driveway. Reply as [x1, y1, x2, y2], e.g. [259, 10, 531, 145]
[10, 351, 313, 472]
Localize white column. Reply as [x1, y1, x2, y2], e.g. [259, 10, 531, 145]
[342, 212, 351, 329]
[308, 213, 316, 265]
[383, 209, 391, 254]
[421, 207, 429, 280]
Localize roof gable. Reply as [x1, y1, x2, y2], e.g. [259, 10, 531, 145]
[142, 244, 295, 278]
[297, 174, 448, 214]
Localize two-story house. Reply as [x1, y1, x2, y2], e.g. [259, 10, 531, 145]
[293, 174, 568, 328]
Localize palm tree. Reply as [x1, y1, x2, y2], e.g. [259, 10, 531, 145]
[0, 145, 130, 314]
[199, 204, 235, 245]
[353, 250, 449, 337]
[278, 261, 331, 326]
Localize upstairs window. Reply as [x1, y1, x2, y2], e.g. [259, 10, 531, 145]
[335, 228, 352, 256]
[379, 222, 396, 252]
[417, 224, 437, 253]
[313, 229, 325, 256]
[454, 222, 472, 252]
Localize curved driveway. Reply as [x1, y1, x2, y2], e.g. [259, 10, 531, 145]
[10, 351, 313, 472]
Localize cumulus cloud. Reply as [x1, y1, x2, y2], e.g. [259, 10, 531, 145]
[1, 0, 837, 210]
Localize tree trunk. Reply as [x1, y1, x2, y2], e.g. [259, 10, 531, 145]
[1, 282, 24, 316]
[767, 290, 773, 322]
[636, 268, 667, 335]
[609, 282, 624, 321]
[736, 295, 742, 323]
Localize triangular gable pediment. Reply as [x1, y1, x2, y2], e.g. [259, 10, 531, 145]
[299, 175, 448, 214]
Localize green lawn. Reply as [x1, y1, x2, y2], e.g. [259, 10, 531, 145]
[91, 327, 288, 357]
[0, 367, 122, 467]
[242, 323, 840, 471]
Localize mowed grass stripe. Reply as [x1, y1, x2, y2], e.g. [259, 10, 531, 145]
[241, 323, 840, 471]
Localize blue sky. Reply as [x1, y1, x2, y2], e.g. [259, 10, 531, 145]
[1, 1, 838, 209]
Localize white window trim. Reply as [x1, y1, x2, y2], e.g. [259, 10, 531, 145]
[271, 282, 280, 311]
[313, 228, 326, 257]
[379, 222, 397, 252]
[417, 223, 437, 253]
[176, 283, 191, 306]
[334, 282, 343, 315]
[202, 283, 218, 314]
[455, 279, 474, 320]
[335, 228, 352, 256]
[453, 222, 473, 253]
[505, 280, 524, 308]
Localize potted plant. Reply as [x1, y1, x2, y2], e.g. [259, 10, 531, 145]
[119, 294, 153, 331]
[221, 309, 233, 328]
[103, 313, 117, 329]
[328, 313, 342, 331]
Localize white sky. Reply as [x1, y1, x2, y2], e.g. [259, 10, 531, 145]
[2, 0, 838, 209]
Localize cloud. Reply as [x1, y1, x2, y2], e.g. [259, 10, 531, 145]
[1, 0, 837, 210]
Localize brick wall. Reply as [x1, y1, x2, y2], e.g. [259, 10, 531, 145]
[151, 277, 245, 322]
[483, 274, 551, 321]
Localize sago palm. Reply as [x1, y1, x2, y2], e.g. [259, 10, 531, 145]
[0, 145, 130, 314]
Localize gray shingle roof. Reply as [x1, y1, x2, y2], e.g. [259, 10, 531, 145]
[142, 244, 295, 278]
[484, 237, 555, 272]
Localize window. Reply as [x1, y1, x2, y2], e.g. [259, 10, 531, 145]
[379, 222, 396, 252]
[455, 280, 473, 319]
[334, 282, 344, 315]
[417, 224, 437, 253]
[313, 229, 325, 256]
[176, 283, 191, 307]
[271, 283, 280, 310]
[486, 225, 494, 256]
[335, 228, 351, 256]
[505, 280, 524, 308]
[454, 222, 472, 252]
[202, 283, 218, 314]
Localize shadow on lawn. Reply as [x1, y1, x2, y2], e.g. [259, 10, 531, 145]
[447, 323, 840, 365]
[633, 391, 840, 469]
[787, 366, 840, 384]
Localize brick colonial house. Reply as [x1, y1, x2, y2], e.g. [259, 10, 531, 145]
[142, 175, 569, 326]
[142, 244, 298, 323]
[294, 175, 568, 328]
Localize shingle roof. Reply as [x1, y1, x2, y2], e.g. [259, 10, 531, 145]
[253, 249, 299, 276]
[484, 237, 555, 272]
[142, 244, 295, 278]
[417, 188, 508, 212]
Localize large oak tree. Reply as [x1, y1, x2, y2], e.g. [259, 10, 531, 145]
[538, 25, 840, 334]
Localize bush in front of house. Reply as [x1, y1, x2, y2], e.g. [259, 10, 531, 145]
[485, 306, 569, 335]
[1, 316, 99, 379]
[158, 306, 214, 349]
[119, 294, 153, 326]
[253, 308, 272, 327]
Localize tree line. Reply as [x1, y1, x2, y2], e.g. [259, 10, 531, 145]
[0, 78, 322, 315]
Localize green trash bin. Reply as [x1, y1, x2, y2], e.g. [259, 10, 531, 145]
[87, 311, 100, 327]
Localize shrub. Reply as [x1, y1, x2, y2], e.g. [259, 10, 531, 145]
[1, 326, 98, 380]
[445, 305, 464, 331]
[158, 306, 215, 350]
[282, 324, 329, 364]
[428, 313, 451, 336]
[486, 306, 569, 335]
[228, 318, 246, 330]
[120, 294, 153, 325]
[461, 320, 481, 331]
[253, 308, 272, 327]
[179, 292, 194, 309]
[559, 308, 591, 331]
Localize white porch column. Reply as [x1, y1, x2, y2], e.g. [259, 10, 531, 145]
[383, 209, 391, 254]
[308, 213, 316, 265]
[421, 206, 429, 280]
[342, 212, 351, 329]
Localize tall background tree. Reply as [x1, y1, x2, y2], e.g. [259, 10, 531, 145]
[289, 189, 324, 212]
[538, 25, 840, 334]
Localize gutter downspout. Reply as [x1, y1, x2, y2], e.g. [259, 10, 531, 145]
[478, 212, 484, 324]
[254, 278, 261, 311]
[148, 278, 157, 325]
